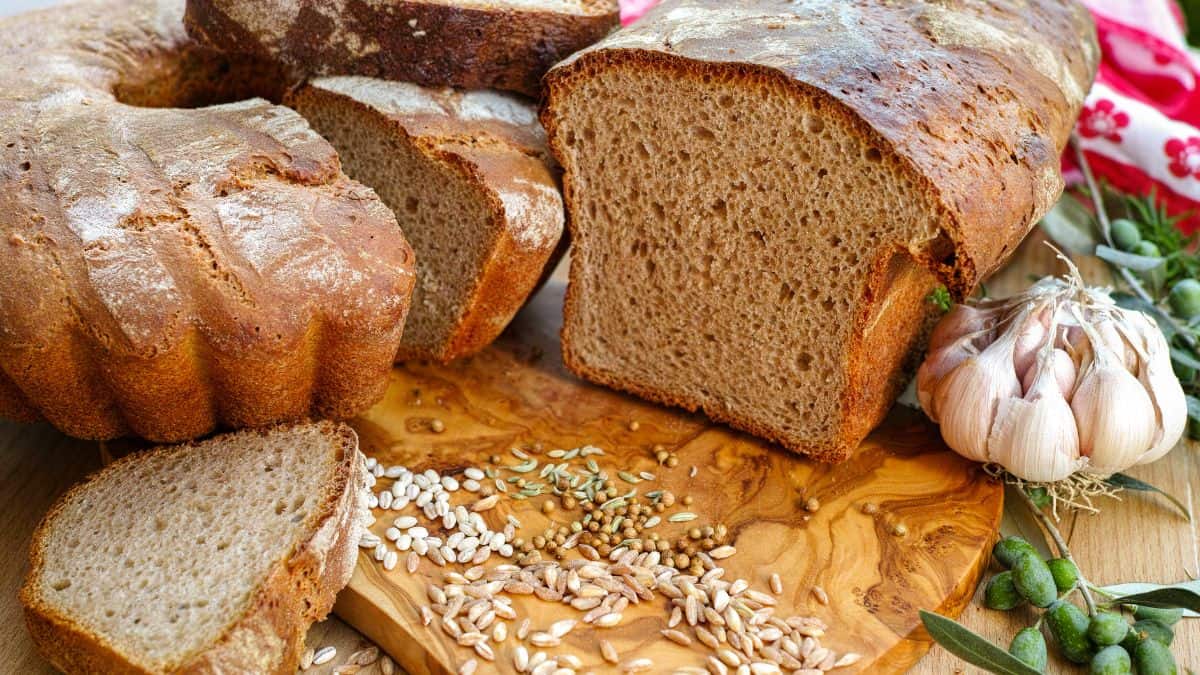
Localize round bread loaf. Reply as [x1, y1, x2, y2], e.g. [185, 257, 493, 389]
[0, 0, 417, 442]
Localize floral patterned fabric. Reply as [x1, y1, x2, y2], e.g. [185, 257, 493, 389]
[618, 0, 1200, 231]
[1070, 0, 1200, 231]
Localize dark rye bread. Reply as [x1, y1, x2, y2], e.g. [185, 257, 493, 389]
[0, 0, 416, 442]
[184, 0, 621, 98]
[542, 0, 1099, 462]
[21, 422, 369, 674]
[288, 78, 565, 362]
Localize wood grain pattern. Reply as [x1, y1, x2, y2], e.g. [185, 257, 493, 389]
[333, 285, 1003, 674]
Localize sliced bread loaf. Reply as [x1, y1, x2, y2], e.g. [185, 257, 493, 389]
[288, 77, 565, 362]
[541, 0, 1098, 462]
[21, 421, 369, 674]
[184, 0, 620, 97]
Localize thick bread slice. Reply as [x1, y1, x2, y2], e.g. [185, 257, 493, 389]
[21, 422, 369, 674]
[184, 0, 620, 97]
[288, 78, 565, 362]
[541, 0, 1098, 462]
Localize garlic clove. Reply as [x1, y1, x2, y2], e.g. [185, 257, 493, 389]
[1124, 314, 1187, 465]
[916, 337, 976, 421]
[1012, 309, 1050, 382]
[1071, 359, 1158, 476]
[933, 334, 1023, 463]
[929, 304, 995, 353]
[1020, 348, 1076, 400]
[1094, 316, 1138, 372]
[988, 395, 1083, 483]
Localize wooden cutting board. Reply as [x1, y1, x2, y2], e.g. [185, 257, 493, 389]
[334, 285, 1003, 674]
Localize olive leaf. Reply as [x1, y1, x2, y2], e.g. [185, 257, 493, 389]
[1039, 195, 1099, 255]
[1112, 292, 1177, 339]
[1101, 581, 1200, 615]
[1171, 347, 1200, 372]
[1095, 244, 1167, 272]
[919, 611, 1042, 675]
[1186, 394, 1200, 420]
[1104, 473, 1193, 522]
[1000, 484, 1055, 559]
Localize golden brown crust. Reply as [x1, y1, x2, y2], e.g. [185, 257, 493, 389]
[543, 0, 1098, 461]
[288, 80, 565, 363]
[20, 421, 367, 674]
[184, 0, 619, 97]
[0, 0, 416, 442]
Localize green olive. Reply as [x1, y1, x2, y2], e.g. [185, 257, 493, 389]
[1047, 558, 1079, 592]
[1133, 240, 1162, 258]
[1012, 555, 1058, 607]
[1133, 638, 1178, 675]
[992, 536, 1039, 569]
[1009, 626, 1048, 672]
[1121, 619, 1175, 649]
[1046, 600, 1095, 664]
[1111, 218, 1142, 251]
[1087, 611, 1129, 646]
[984, 571, 1025, 611]
[1168, 279, 1200, 319]
[1090, 645, 1132, 675]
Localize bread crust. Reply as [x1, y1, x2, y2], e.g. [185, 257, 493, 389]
[0, 0, 416, 442]
[20, 421, 368, 674]
[542, 0, 1098, 461]
[288, 80, 566, 363]
[184, 0, 619, 98]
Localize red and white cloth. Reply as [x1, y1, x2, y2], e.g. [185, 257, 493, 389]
[617, 0, 1200, 232]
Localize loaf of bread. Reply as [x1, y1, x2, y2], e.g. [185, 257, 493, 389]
[0, 0, 416, 442]
[184, 0, 621, 97]
[21, 421, 369, 674]
[288, 78, 565, 362]
[542, 0, 1099, 462]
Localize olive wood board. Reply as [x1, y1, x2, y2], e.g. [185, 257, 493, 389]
[333, 284, 1005, 674]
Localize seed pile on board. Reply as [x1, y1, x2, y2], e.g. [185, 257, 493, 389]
[358, 441, 860, 674]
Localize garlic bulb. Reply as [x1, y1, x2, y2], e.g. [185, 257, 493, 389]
[916, 270, 1187, 482]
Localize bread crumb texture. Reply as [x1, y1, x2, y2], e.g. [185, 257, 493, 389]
[22, 422, 367, 673]
[542, 0, 1098, 460]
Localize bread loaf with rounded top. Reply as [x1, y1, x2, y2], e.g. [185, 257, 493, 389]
[0, 0, 416, 442]
[542, 0, 1099, 462]
[184, 0, 621, 97]
[288, 77, 565, 361]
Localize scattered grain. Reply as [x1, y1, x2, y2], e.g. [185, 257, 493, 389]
[312, 646, 337, 666]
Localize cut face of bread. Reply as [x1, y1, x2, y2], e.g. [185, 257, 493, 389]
[289, 78, 565, 362]
[21, 422, 368, 674]
[547, 62, 945, 461]
[542, 0, 1096, 462]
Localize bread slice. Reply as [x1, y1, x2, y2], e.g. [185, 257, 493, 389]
[184, 0, 620, 97]
[541, 0, 1098, 462]
[288, 77, 565, 362]
[21, 421, 369, 674]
